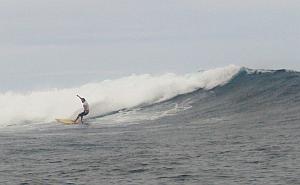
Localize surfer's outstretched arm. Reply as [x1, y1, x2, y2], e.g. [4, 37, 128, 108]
[77, 95, 82, 99]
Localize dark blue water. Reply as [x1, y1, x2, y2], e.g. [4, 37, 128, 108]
[1, 68, 300, 184]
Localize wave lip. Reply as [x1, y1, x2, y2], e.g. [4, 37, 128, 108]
[0, 65, 240, 127]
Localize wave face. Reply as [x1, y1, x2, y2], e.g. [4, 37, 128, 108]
[0, 65, 240, 127]
[146, 67, 300, 126]
[89, 67, 300, 128]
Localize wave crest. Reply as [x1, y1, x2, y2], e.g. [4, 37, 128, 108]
[0, 65, 240, 126]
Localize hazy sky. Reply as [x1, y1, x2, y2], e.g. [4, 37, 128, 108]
[1, 0, 299, 91]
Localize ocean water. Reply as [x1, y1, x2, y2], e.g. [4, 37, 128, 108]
[1, 66, 300, 184]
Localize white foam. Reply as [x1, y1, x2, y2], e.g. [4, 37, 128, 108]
[0, 65, 240, 127]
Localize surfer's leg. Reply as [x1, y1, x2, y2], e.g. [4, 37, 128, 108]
[74, 115, 79, 122]
[80, 111, 89, 124]
[75, 112, 83, 123]
[80, 116, 84, 124]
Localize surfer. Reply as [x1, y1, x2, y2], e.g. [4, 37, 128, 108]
[74, 95, 89, 123]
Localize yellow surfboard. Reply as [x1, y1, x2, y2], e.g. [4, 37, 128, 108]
[56, 118, 78, 125]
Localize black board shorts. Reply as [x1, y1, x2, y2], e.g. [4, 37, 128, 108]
[79, 111, 89, 117]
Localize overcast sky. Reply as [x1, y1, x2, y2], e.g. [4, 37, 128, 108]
[1, 0, 299, 91]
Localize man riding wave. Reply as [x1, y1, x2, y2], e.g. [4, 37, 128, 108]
[74, 95, 89, 123]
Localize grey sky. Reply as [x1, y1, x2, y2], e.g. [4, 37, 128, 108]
[1, 0, 299, 91]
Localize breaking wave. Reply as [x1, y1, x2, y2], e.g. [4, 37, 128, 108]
[0, 65, 240, 127]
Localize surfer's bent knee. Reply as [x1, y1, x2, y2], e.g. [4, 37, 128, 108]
[78, 111, 89, 117]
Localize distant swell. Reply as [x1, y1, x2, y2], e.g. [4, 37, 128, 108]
[0, 65, 240, 127]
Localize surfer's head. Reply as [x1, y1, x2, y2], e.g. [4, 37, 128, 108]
[81, 98, 86, 103]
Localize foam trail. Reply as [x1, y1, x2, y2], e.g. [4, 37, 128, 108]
[0, 65, 240, 127]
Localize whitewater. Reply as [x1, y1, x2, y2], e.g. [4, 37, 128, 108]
[0, 65, 240, 127]
[1, 65, 300, 185]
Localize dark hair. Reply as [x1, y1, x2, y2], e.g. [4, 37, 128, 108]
[81, 98, 86, 102]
